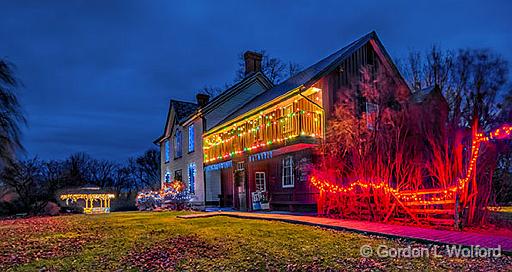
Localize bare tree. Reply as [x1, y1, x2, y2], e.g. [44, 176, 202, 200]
[198, 51, 303, 98]
[1, 158, 50, 214]
[88, 159, 117, 188]
[235, 50, 302, 84]
[400, 47, 509, 129]
[400, 46, 512, 205]
[199, 85, 223, 98]
[0, 60, 26, 169]
[129, 148, 160, 190]
[62, 153, 92, 186]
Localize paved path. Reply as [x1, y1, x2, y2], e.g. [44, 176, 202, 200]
[178, 211, 512, 253]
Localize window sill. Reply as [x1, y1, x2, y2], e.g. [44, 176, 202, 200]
[282, 184, 295, 188]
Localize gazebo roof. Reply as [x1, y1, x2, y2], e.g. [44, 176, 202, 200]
[60, 184, 113, 195]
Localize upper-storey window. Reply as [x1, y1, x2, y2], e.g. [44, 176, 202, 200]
[188, 125, 195, 153]
[365, 102, 378, 130]
[164, 140, 170, 163]
[174, 130, 182, 158]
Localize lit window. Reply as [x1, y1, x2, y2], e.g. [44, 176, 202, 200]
[282, 156, 294, 188]
[174, 169, 182, 181]
[164, 140, 170, 163]
[188, 125, 195, 152]
[174, 130, 182, 158]
[164, 171, 171, 183]
[255, 172, 266, 192]
[188, 163, 196, 194]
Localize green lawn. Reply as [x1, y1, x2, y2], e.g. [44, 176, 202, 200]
[1, 211, 511, 271]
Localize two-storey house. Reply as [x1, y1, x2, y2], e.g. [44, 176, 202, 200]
[202, 31, 411, 211]
[155, 51, 273, 208]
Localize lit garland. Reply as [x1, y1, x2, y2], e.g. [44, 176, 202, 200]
[310, 124, 512, 205]
[60, 193, 115, 214]
[136, 180, 192, 210]
[203, 90, 323, 164]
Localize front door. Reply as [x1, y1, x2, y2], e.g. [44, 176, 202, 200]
[234, 161, 247, 211]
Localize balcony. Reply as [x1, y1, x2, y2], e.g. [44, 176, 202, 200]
[203, 87, 323, 165]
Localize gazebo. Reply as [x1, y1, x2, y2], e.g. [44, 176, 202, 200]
[60, 185, 115, 214]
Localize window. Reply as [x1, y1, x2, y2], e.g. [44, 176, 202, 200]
[164, 140, 170, 163]
[174, 169, 182, 181]
[282, 156, 294, 188]
[188, 163, 196, 194]
[174, 130, 182, 158]
[255, 172, 266, 192]
[164, 171, 171, 183]
[365, 102, 378, 130]
[188, 125, 195, 152]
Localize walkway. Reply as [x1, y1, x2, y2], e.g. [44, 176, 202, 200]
[178, 211, 512, 253]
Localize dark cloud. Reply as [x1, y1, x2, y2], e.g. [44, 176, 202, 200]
[1, 0, 510, 162]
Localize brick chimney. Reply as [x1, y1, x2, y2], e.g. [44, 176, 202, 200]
[196, 93, 210, 107]
[244, 51, 262, 76]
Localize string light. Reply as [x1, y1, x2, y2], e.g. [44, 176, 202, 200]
[203, 91, 323, 164]
[310, 124, 512, 205]
[136, 180, 192, 209]
[60, 193, 115, 214]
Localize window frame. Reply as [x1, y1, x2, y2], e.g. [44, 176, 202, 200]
[255, 172, 266, 192]
[164, 140, 170, 163]
[282, 156, 295, 188]
[188, 125, 195, 153]
[188, 163, 196, 194]
[174, 169, 182, 181]
[365, 102, 379, 130]
[164, 171, 171, 183]
[174, 130, 183, 159]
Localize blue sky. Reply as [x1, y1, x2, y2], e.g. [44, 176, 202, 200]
[1, 0, 511, 162]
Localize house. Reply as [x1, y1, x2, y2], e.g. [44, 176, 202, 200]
[156, 31, 447, 212]
[202, 31, 411, 211]
[154, 52, 273, 208]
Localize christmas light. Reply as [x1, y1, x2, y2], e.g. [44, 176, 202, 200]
[203, 90, 323, 164]
[310, 124, 511, 208]
[136, 180, 193, 210]
[60, 193, 115, 214]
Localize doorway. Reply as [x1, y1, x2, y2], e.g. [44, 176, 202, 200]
[234, 161, 247, 211]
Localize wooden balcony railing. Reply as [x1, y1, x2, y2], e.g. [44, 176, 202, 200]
[204, 89, 323, 164]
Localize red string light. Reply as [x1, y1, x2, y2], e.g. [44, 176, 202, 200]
[310, 124, 512, 203]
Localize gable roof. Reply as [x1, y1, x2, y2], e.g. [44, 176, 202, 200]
[154, 99, 198, 144]
[410, 85, 446, 105]
[170, 100, 198, 122]
[215, 31, 408, 128]
[201, 71, 273, 114]
[154, 72, 273, 144]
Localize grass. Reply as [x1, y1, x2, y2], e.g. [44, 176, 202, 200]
[1, 211, 511, 271]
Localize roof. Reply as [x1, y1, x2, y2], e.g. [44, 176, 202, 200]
[154, 72, 272, 144]
[217, 31, 402, 127]
[60, 185, 113, 195]
[170, 100, 199, 122]
[410, 85, 446, 104]
[154, 99, 198, 144]
[201, 71, 273, 114]
[410, 86, 435, 104]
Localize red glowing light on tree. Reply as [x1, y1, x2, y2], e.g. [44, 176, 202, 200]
[310, 124, 511, 225]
